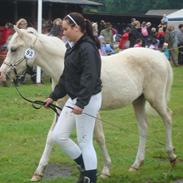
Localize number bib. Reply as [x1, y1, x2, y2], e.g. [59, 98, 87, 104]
[24, 48, 35, 59]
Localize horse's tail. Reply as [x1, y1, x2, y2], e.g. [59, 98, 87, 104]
[165, 61, 173, 111]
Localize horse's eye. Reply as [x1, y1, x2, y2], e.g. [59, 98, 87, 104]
[10, 47, 17, 52]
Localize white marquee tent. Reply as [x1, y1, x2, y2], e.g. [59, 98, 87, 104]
[167, 9, 183, 30]
[167, 8, 183, 20]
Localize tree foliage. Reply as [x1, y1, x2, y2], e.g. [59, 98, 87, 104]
[92, 0, 183, 14]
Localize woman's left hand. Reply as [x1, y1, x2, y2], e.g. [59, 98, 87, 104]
[72, 105, 83, 114]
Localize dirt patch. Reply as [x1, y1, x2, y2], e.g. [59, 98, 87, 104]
[43, 163, 71, 180]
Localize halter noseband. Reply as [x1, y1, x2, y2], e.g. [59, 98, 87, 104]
[3, 36, 37, 83]
[3, 57, 28, 82]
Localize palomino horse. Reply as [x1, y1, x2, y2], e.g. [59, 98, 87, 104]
[0, 27, 177, 181]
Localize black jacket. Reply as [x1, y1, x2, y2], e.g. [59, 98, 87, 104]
[49, 35, 102, 109]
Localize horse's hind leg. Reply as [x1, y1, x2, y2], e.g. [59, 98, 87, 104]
[150, 98, 177, 165]
[31, 118, 56, 182]
[94, 113, 111, 178]
[129, 95, 148, 171]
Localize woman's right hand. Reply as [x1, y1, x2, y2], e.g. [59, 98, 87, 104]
[44, 97, 53, 108]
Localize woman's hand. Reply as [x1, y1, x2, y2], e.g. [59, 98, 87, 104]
[44, 97, 53, 108]
[72, 105, 83, 114]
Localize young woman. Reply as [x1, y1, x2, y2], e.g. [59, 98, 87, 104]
[16, 18, 28, 29]
[44, 12, 102, 183]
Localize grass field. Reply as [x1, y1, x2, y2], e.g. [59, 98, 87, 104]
[0, 67, 183, 183]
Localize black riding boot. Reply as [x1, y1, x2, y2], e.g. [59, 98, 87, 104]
[83, 169, 97, 183]
[74, 155, 85, 183]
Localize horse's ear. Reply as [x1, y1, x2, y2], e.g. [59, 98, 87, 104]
[14, 25, 23, 37]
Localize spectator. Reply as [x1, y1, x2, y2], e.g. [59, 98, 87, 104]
[177, 24, 183, 65]
[162, 42, 170, 60]
[100, 22, 113, 46]
[165, 24, 178, 66]
[0, 22, 14, 50]
[141, 21, 149, 46]
[129, 20, 142, 47]
[98, 20, 106, 34]
[118, 27, 130, 50]
[130, 18, 136, 25]
[16, 18, 28, 29]
[42, 19, 52, 34]
[158, 19, 167, 32]
[161, 14, 168, 25]
[134, 38, 143, 47]
[146, 22, 152, 31]
[148, 38, 159, 50]
[92, 22, 98, 37]
[48, 18, 63, 39]
[156, 27, 165, 49]
[98, 35, 115, 56]
[147, 27, 159, 48]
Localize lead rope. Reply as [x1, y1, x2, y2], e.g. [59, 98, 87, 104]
[13, 80, 62, 116]
[13, 81, 129, 132]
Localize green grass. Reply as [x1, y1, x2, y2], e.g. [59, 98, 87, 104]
[0, 67, 183, 183]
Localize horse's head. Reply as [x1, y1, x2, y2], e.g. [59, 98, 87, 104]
[0, 26, 38, 82]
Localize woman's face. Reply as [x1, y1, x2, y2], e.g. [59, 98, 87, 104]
[62, 20, 79, 42]
[19, 21, 27, 29]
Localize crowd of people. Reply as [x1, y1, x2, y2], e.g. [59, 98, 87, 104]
[41, 15, 183, 66]
[1, 14, 183, 69]
[95, 16, 183, 66]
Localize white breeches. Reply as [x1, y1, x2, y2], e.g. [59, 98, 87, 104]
[51, 93, 102, 170]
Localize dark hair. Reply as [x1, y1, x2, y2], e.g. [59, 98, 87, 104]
[64, 12, 100, 48]
[178, 24, 183, 29]
[135, 38, 142, 43]
[5, 22, 13, 29]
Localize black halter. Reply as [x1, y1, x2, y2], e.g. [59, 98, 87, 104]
[4, 56, 29, 83]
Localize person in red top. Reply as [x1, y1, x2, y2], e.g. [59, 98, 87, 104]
[118, 27, 130, 50]
[156, 27, 165, 49]
[0, 22, 14, 50]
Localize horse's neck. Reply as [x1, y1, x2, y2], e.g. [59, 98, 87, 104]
[35, 54, 64, 83]
[34, 36, 66, 84]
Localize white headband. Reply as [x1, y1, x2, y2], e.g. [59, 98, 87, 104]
[67, 15, 79, 27]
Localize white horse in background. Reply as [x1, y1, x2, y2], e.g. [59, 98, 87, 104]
[0, 27, 177, 182]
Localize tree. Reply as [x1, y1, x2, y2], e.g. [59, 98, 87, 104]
[91, 0, 183, 14]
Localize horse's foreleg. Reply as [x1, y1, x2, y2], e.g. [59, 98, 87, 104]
[94, 113, 111, 178]
[31, 119, 56, 182]
[129, 96, 147, 171]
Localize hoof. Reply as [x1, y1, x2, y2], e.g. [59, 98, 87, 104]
[100, 173, 110, 179]
[31, 173, 43, 182]
[128, 166, 138, 172]
[170, 158, 176, 167]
